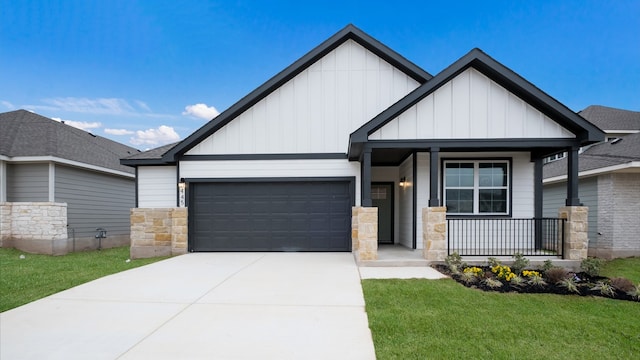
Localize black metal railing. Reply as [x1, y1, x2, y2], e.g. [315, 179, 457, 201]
[446, 218, 565, 257]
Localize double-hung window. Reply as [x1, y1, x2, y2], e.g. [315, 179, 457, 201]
[444, 160, 510, 215]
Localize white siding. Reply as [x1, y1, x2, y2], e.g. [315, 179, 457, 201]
[372, 166, 400, 242]
[187, 39, 421, 155]
[398, 155, 413, 248]
[179, 159, 361, 204]
[369, 68, 575, 140]
[138, 166, 177, 208]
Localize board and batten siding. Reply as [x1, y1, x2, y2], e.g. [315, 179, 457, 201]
[179, 159, 361, 204]
[369, 68, 575, 140]
[6, 163, 49, 202]
[55, 164, 135, 237]
[186, 39, 421, 156]
[137, 166, 177, 208]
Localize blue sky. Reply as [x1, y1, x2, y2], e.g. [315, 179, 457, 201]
[1, 0, 638, 149]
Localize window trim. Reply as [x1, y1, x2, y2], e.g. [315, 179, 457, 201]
[441, 158, 513, 218]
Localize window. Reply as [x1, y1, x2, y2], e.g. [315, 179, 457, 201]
[544, 152, 566, 163]
[444, 160, 510, 215]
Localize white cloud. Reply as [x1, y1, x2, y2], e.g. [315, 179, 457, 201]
[135, 100, 151, 112]
[183, 103, 219, 120]
[130, 125, 180, 146]
[52, 117, 102, 131]
[43, 97, 135, 115]
[1, 100, 14, 109]
[104, 128, 135, 135]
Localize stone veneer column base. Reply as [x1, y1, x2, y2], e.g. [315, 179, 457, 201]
[559, 206, 589, 260]
[130, 208, 188, 259]
[422, 207, 447, 261]
[352, 207, 378, 261]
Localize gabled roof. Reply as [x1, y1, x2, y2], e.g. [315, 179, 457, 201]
[578, 105, 640, 132]
[349, 48, 605, 157]
[1, 109, 139, 174]
[152, 24, 432, 164]
[544, 131, 640, 179]
[120, 142, 179, 165]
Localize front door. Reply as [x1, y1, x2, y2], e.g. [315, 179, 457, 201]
[372, 182, 393, 244]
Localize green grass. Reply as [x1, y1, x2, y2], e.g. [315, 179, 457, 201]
[363, 261, 640, 360]
[601, 257, 640, 283]
[0, 247, 168, 312]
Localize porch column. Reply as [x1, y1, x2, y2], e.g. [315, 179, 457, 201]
[422, 207, 447, 260]
[566, 146, 581, 206]
[534, 157, 543, 249]
[361, 149, 372, 207]
[559, 206, 589, 260]
[429, 148, 440, 206]
[352, 206, 378, 261]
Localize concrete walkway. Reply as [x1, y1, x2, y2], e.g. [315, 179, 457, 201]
[1, 253, 376, 360]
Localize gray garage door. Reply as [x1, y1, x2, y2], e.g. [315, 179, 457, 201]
[189, 180, 353, 251]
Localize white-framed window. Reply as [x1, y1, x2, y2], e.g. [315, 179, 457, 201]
[544, 152, 566, 163]
[443, 160, 510, 215]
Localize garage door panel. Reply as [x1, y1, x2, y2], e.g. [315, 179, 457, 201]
[190, 181, 352, 251]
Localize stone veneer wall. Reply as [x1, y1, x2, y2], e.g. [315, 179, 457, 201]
[0, 202, 68, 255]
[559, 206, 589, 260]
[130, 208, 188, 259]
[352, 207, 378, 261]
[422, 207, 447, 261]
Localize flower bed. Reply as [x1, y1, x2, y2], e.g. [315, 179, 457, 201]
[435, 254, 640, 302]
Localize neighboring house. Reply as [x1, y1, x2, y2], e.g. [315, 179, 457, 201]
[0, 110, 139, 255]
[122, 25, 604, 260]
[544, 106, 640, 259]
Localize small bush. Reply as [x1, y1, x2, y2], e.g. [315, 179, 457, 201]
[511, 253, 530, 274]
[581, 257, 605, 277]
[483, 278, 503, 289]
[509, 275, 525, 287]
[459, 271, 478, 284]
[491, 265, 515, 281]
[528, 275, 547, 287]
[610, 277, 635, 292]
[627, 284, 640, 301]
[545, 267, 570, 284]
[591, 281, 616, 297]
[558, 278, 580, 294]
[541, 259, 555, 272]
[487, 257, 501, 268]
[445, 252, 466, 273]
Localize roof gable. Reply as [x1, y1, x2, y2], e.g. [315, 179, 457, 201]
[350, 48, 605, 150]
[1, 110, 139, 174]
[161, 24, 432, 162]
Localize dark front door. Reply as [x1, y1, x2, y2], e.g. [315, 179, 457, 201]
[189, 180, 353, 252]
[372, 182, 393, 244]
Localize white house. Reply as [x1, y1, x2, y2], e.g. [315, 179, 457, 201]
[122, 25, 604, 260]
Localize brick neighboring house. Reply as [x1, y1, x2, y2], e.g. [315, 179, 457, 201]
[0, 110, 139, 255]
[544, 105, 640, 259]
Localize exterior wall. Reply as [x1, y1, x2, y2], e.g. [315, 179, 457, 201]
[180, 159, 362, 205]
[0, 202, 68, 255]
[186, 39, 420, 155]
[138, 166, 177, 208]
[398, 155, 413, 248]
[596, 173, 640, 258]
[6, 163, 49, 202]
[371, 166, 400, 242]
[369, 68, 575, 140]
[130, 207, 187, 259]
[55, 164, 135, 251]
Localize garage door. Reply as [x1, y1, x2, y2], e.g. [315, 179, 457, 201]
[189, 180, 353, 251]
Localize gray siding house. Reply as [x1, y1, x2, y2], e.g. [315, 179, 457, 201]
[1, 110, 139, 254]
[544, 106, 640, 259]
[123, 25, 604, 260]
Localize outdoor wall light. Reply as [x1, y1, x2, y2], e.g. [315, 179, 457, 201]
[178, 178, 186, 190]
[399, 177, 406, 188]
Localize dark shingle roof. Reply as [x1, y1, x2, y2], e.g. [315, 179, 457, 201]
[0, 110, 139, 174]
[543, 131, 640, 179]
[121, 142, 179, 164]
[579, 105, 640, 131]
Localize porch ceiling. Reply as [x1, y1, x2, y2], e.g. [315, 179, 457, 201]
[372, 148, 413, 165]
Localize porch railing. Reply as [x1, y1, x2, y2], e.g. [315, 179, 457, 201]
[446, 218, 565, 257]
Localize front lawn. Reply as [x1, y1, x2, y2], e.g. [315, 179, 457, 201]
[0, 247, 168, 312]
[363, 257, 640, 359]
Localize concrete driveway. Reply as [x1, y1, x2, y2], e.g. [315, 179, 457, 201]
[0, 253, 376, 360]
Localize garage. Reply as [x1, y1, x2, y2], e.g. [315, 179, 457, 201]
[188, 180, 354, 251]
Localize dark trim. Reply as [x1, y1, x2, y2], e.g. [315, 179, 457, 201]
[412, 152, 417, 249]
[163, 25, 431, 162]
[361, 150, 372, 207]
[372, 182, 395, 245]
[179, 153, 347, 161]
[348, 48, 605, 153]
[429, 148, 440, 206]
[121, 158, 175, 166]
[440, 157, 513, 217]
[566, 146, 581, 206]
[134, 167, 138, 208]
[369, 138, 579, 150]
[176, 162, 181, 207]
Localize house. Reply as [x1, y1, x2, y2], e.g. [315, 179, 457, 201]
[544, 106, 640, 259]
[0, 110, 139, 255]
[122, 25, 604, 260]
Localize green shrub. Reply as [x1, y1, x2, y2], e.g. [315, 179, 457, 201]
[541, 259, 554, 272]
[558, 278, 580, 294]
[528, 275, 547, 287]
[511, 252, 530, 274]
[483, 278, 503, 289]
[487, 257, 501, 268]
[591, 281, 615, 297]
[445, 252, 466, 273]
[581, 257, 605, 277]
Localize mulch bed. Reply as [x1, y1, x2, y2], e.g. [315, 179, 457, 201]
[433, 264, 639, 302]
